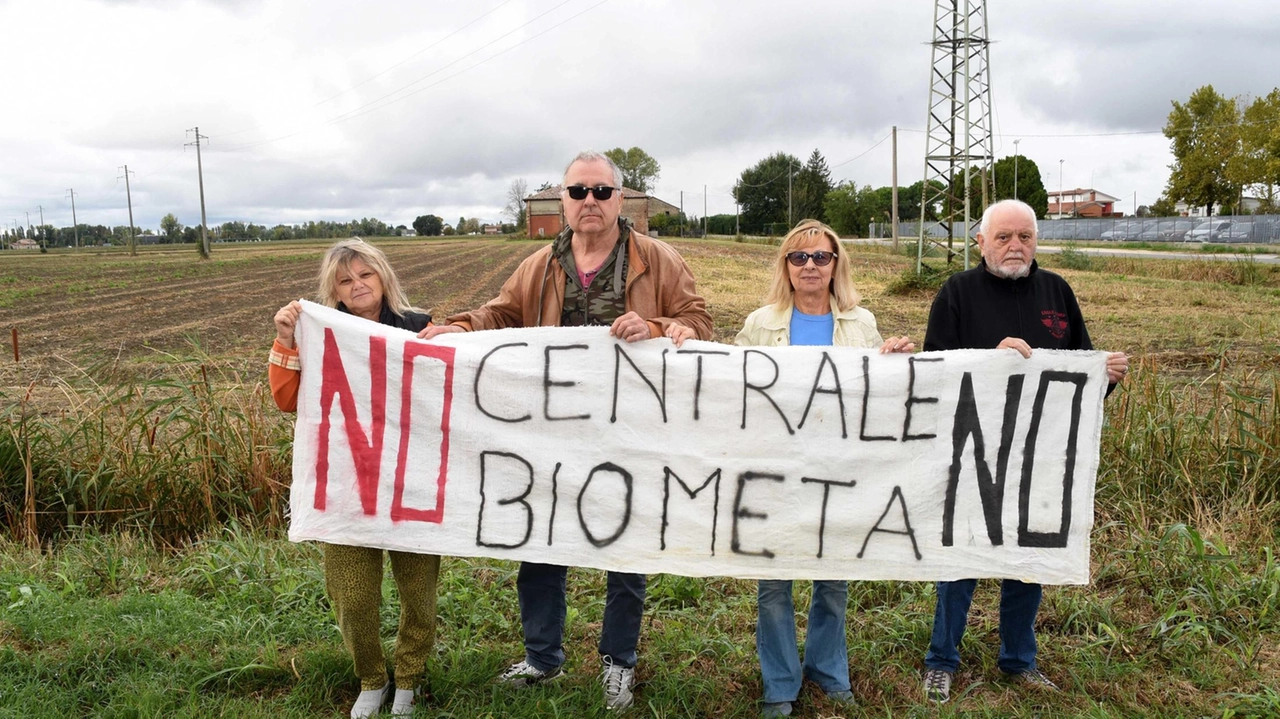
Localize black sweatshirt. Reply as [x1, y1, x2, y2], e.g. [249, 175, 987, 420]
[923, 260, 1092, 353]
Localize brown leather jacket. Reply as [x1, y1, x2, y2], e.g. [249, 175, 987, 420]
[445, 229, 713, 340]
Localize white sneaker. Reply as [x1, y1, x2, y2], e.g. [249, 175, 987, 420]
[601, 657, 635, 710]
[350, 681, 390, 718]
[390, 686, 420, 717]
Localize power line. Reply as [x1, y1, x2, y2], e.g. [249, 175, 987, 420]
[311, 0, 517, 109]
[222, 0, 606, 153]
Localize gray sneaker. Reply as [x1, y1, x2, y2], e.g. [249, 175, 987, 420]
[923, 668, 953, 703]
[601, 657, 635, 710]
[498, 660, 563, 687]
[1011, 668, 1059, 691]
[761, 701, 792, 717]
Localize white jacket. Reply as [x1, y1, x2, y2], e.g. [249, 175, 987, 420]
[734, 296, 883, 348]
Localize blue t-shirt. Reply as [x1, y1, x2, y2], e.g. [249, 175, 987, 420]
[789, 306, 834, 346]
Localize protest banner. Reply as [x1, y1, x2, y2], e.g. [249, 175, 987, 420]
[287, 301, 1108, 584]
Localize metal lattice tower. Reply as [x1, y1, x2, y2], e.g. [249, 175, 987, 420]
[916, 0, 995, 273]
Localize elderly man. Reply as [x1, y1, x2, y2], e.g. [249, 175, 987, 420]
[920, 199, 1128, 703]
[420, 150, 712, 710]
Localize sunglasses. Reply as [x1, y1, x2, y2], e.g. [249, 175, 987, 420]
[565, 185, 619, 201]
[786, 250, 836, 267]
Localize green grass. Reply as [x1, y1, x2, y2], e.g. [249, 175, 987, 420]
[2, 240, 1280, 716]
[0, 517, 1276, 717]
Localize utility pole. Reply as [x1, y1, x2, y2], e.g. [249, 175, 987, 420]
[703, 184, 707, 237]
[1013, 139, 1020, 200]
[787, 158, 794, 230]
[37, 205, 45, 249]
[1058, 159, 1064, 219]
[734, 181, 740, 237]
[187, 126, 210, 258]
[891, 125, 899, 252]
[120, 165, 137, 256]
[679, 190, 684, 238]
[66, 189, 79, 249]
[25, 211, 31, 238]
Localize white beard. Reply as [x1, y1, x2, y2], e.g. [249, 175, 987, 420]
[988, 260, 1030, 279]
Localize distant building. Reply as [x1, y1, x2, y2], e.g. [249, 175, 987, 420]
[1174, 197, 1263, 217]
[11, 238, 38, 250]
[401, 227, 417, 237]
[1047, 188, 1121, 219]
[525, 185, 681, 238]
[482, 224, 501, 235]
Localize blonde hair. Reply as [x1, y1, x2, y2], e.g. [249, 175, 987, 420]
[315, 238, 416, 316]
[764, 219, 862, 312]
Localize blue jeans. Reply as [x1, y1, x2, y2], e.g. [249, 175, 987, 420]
[924, 579, 1042, 674]
[756, 580, 851, 704]
[516, 562, 646, 671]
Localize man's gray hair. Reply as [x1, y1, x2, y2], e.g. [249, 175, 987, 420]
[564, 150, 624, 189]
[979, 198, 1038, 236]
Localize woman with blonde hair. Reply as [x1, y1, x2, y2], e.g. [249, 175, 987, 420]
[736, 220, 912, 717]
[270, 238, 437, 718]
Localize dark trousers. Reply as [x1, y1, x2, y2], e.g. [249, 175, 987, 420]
[517, 561, 646, 671]
[924, 578, 1042, 674]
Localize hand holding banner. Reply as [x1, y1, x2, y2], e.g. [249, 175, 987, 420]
[288, 301, 1107, 584]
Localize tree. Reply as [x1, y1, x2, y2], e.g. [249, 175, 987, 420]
[462, 218, 482, 234]
[824, 181, 881, 237]
[604, 147, 661, 192]
[457, 216, 467, 234]
[733, 152, 801, 234]
[159, 213, 183, 243]
[992, 155, 1049, 218]
[792, 149, 833, 223]
[1150, 195, 1178, 217]
[1239, 88, 1280, 208]
[503, 178, 529, 232]
[1164, 85, 1241, 217]
[412, 214, 443, 236]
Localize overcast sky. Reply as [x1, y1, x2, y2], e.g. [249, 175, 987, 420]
[3, 0, 1278, 233]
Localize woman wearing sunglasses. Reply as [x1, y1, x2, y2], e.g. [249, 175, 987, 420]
[735, 219, 912, 717]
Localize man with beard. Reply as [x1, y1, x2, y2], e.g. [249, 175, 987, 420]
[920, 199, 1129, 703]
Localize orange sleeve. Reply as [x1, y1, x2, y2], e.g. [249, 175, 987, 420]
[268, 339, 300, 413]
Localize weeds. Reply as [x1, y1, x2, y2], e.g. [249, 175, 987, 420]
[0, 353, 291, 545]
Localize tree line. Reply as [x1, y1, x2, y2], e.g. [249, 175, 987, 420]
[732, 149, 1050, 237]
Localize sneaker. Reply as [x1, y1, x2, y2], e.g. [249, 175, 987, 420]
[350, 681, 390, 719]
[761, 701, 792, 717]
[498, 660, 563, 687]
[601, 657, 635, 710]
[825, 689, 856, 706]
[1010, 668, 1059, 691]
[390, 686, 422, 717]
[923, 668, 953, 703]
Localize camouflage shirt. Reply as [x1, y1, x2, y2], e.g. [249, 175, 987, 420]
[555, 218, 631, 327]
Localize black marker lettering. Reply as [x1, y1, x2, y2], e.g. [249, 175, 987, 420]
[660, 467, 722, 554]
[942, 372, 1024, 546]
[544, 344, 591, 421]
[858, 485, 921, 560]
[476, 451, 534, 549]
[800, 476, 857, 558]
[474, 342, 532, 423]
[731, 471, 784, 558]
[576, 462, 633, 548]
[1018, 371, 1087, 548]
[611, 345, 668, 423]
[741, 350, 794, 434]
[902, 356, 942, 440]
[859, 355, 895, 441]
[797, 352, 848, 438]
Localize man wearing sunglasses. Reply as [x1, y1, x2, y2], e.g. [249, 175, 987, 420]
[920, 199, 1129, 704]
[419, 150, 712, 710]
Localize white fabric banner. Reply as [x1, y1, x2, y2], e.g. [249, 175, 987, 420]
[288, 300, 1108, 584]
